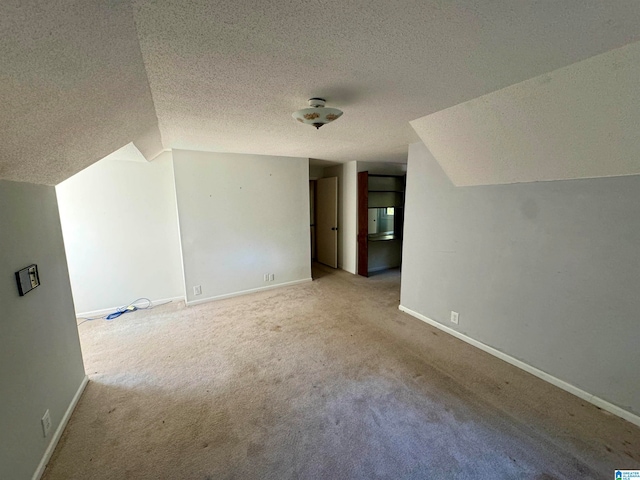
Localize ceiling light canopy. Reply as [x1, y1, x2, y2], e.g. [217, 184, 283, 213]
[292, 98, 343, 129]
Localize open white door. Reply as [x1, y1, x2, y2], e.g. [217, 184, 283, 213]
[316, 176, 338, 268]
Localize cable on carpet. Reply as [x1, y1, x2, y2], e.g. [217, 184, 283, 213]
[77, 298, 173, 326]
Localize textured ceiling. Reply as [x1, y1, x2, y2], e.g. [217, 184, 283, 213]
[2, 1, 640, 185]
[0, 0, 162, 185]
[411, 41, 640, 185]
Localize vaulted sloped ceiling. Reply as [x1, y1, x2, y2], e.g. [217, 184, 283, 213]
[411, 41, 640, 186]
[2, 1, 640, 185]
[0, 1, 162, 185]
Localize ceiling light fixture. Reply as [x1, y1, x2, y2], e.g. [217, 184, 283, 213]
[292, 98, 343, 129]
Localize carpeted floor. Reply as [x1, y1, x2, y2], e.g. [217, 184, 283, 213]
[43, 265, 640, 479]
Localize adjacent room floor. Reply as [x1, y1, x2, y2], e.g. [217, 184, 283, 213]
[43, 265, 640, 479]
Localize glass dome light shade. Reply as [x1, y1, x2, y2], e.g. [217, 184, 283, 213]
[292, 98, 343, 129]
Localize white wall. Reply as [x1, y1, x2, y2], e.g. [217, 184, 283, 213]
[309, 164, 325, 179]
[172, 150, 311, 303]
[0, 180, 86, 480]
[401, 141, 640, 418]
[56, 152, 184, 314]
[323, 162, 357, 274]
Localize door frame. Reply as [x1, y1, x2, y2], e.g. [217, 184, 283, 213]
[357, 171, 369, 277]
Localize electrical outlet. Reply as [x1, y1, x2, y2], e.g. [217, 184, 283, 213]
[193, 285, 202, 296]
[450, 311, 459, 325]
[269, 273, 274, 282]
[41, 409, 51, 437]
[264, 274, 268, 282]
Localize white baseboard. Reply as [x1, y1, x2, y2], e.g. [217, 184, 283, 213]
[186, 278, 313, 307]
[33, 375, 89, 480]
[76, 296, 184, 319]
[398, 305, 640, 428]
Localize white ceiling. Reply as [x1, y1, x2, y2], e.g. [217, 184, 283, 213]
[411, 41, 640, 185]
[2, 1, 640, 185]
[0, 1, 161, 185]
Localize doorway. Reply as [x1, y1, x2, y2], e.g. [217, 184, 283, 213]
[357, 171, 405, 277]
[315, 176, 338, 268]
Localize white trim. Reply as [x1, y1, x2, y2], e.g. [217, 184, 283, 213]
[398, 305, 640, 428]
[32, 375, 89, 480]
[170, 156, 189, 304]
[76, 296, 184, 319]
[186, 278, 313, 306]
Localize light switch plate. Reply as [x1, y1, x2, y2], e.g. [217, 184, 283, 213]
[16, 264, 40, 296]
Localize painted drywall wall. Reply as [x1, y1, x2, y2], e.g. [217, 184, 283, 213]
[56, 152, 184, 314]
[342, 162, 358, 275]
[400, 142, 640, 416]
[172, 150, 311, 303]
[411, 40, 640, 186]
[0, 180, 86, 480]
[309, 164, 325, 179]
[323, 162, 357, 274]
[368, 239, 402, 273]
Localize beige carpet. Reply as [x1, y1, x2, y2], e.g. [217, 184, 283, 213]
[43, 265, 640, 479]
